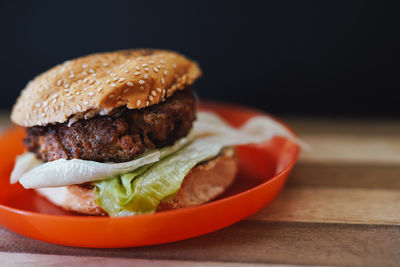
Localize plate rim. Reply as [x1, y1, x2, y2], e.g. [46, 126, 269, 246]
[0, 102, 300, 222]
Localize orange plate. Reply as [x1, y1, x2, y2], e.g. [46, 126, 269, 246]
[0, 102, 299, 248]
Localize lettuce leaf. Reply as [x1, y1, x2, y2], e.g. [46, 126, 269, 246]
[94, 111, 303, 216]
[94, 138, 225, 216]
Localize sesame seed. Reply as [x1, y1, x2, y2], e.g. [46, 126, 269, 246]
[57, 79, 63, 86]
[69, 74, 75, 79]
[52, 99, 57, 104]
[77, 105, 82, 111]
[142, 63, 148, 67]
[106, 70, 111, 74]
[76, 92, 80, 95]
[51, 108, 55, 113]
[82, 71, 88, 76]
[136, 100, 141, 106]
[119, 77, 125, 82]
[52, 94, 59, 98]
[44, 107, 49, 112]
[127, 81, 133, 86]
[164, 70, 168, 75]
[111, 73, 117, 77]
[149, 95, 154, 101]
[111, 83, 116, 87]
[136, 66, 140, 70]
[84, 101, 89, 105]
[109, 94, 114, 99]
[82, 64, 88, 68]
[64, 83, 70, 89]
[43, 101, 48, 107]
[146, 101, 149, 106]
[153, 67, 159, 72]
[89, 69, 95, 73]
[149, 60, 155, 64]
[83, 77, 89, 83]
[88, 79, 95, 85]
[145, 67, 149, 72]
[144, 74, 149, 79]
[61, 101, 65, 107]
[40, 113, 46, 117]
[68, 96, 74, 100]
[157, 65, 161, 68]
[157, 88, 162, 93]
[83, 87, 88, 91]
[103, 62, 109, 67]
[139, 80, 145, 84]
[97, 87, 103, 92]
[151, 90, 156, 96]
[125, 70, 129, 73]
[123, 88, 129, 93]
[64, 89, 70, 92]
[160, 59, 165, 64]
[106, 80, 111, 84]
[88, 91, 94, 96]
[35, 103, 41, 108]
[113, 77, 119, 82]
[92, 74, 97, 77]
[161, 77, 165, 85]
[134, 71, 140, 76]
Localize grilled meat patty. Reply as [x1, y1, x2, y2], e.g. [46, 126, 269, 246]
[24, 88, 196, 162]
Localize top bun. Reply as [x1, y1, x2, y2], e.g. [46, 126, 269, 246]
[11, 49, 201, 127]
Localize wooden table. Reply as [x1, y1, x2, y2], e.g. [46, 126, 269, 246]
[0, 113, 399, 266]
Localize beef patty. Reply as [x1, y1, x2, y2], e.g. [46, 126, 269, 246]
[24, 88, 196, 162]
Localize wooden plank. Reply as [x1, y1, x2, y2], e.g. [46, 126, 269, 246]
[284, 117, 400, 135]
[0, 112, 10, 133]
[289, 163, 400, 189]
[249, 187, 400, 225]
[0, 252, 273, 267]
[0, 221, 399, 266]
[298, 133, 400, 165]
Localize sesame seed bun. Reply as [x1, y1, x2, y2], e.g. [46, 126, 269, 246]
[11, 49, 201, 127]
[35, 147, 237, 216]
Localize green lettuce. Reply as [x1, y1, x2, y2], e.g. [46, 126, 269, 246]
[94, 138, 224, 216]
[93, 111, 303, 216]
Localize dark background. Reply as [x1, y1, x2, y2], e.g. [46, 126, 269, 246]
[1, 1, 399, 117]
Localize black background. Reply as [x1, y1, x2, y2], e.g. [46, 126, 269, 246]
[1, 1, 399, 117]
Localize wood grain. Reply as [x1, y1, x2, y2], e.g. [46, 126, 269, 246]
[0, 221, 399, 266]
[289, 163, 400, 189]
[250, 187, 400, 225]
[0, 114, 399, 266]
[0, 252, 270, 267]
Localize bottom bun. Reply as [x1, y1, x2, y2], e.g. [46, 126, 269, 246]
[36, 147, 238, 216]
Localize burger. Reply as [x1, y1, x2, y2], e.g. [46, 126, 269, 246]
[10, 49, 298, 216]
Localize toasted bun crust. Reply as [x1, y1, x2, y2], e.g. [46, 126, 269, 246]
[11, 49, 201, 127]
[35, 148, 237, 216]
